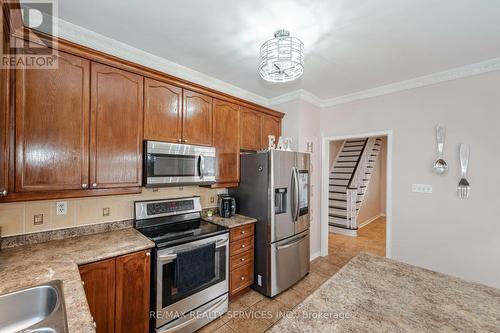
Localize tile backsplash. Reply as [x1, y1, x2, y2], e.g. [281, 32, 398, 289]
[0, 186, 224, 237]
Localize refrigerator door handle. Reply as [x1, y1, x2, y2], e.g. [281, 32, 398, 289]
[291, 167, 300, 222]
[276, 233, 308, 250]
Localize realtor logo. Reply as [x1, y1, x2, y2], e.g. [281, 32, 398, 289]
[1, 0, 58, 69]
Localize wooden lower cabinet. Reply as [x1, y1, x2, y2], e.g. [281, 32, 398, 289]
[79, 250, 151, 333]
[229, 223, 255, 296]
[79, 258, 116, 333]
[115, 251, 151, 333]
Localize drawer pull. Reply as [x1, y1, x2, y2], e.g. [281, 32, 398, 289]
[240, 258, 245, 262]
[240, 276, 245, 281]
[241, 244, 245, 248]
[241, 230, 245, 234]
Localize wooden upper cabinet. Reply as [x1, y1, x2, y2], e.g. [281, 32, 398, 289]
[212, 99, 240, 186]
[115, 250, 151, 333]
[240, 108, 262, 151]
[0, 30, 9, 197]
[261, 115, 281, 149]
[15, 51, 90, 192]
[79, 258, 116, 333]
[144, 78, 182, 143]
[182, 90, 213, 146]
[90, 62, 143, 189]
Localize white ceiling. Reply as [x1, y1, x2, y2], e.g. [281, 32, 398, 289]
[45, 0, 500, 100]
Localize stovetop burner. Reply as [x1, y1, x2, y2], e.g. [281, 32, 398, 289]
[138, 218, 226, 248]
[134, 197, 227, 248]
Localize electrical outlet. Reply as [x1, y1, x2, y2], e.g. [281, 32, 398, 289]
[33, 214, 44, 225]
[210, 196, 215, 204]
[152, 188, 159, 192]
[102, 207, 110, 217]
[411, 184, 433, 194]
[56, 201, 67, 216]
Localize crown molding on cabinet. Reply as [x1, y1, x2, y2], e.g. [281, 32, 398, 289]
[54, 18, 271, 108]
[55, 18, 500, 110]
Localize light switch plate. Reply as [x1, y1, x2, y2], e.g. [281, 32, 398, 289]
[412, 184, 433, 194]
[56, 201, 67, 216]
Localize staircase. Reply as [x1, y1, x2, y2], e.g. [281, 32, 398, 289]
[329, 137, 383, 234]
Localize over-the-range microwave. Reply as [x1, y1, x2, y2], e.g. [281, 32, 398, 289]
[144, 140, 216, 187]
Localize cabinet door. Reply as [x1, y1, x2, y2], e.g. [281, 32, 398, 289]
[15, 51, 90, 192]
[144, 78, 182, 143]
[79, 258, 116, 333]
[261, 115, 281, 149]
[0, 30, 9, 197]
[115, 250, 151, 333]
[90, 62, 143, 188]
[240, 108, 262, 151]
[182, 90, 213, 146]
[212, 99, 240, 186]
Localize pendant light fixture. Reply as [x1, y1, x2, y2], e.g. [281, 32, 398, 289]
[259, 29, 304, 83]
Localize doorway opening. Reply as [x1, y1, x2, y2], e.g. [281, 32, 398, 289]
[320, 131, 392, 263]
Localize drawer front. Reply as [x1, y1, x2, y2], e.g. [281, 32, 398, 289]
[230, 262, 253, 295]
[230, 223, 255, 242]
[230, 237, 254, 256]
[230, 250, 253, 271]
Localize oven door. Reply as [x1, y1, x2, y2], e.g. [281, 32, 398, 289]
[145, 141, 216, 186]
[155, 233, 229, 328]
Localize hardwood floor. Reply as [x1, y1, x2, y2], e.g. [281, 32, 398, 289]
[198, 217, 386, 333]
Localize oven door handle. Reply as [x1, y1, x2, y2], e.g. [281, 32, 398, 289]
[158, 238, 228, 263]
[157, 294, 228, 333]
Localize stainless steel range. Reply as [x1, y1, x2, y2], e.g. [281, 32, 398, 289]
[134, 196, 229, 333]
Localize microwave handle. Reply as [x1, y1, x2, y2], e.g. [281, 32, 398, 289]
[199, 154, 206, 179]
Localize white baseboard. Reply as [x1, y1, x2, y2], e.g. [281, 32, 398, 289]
[310, 251, 322, 261]
[358, 213, 386, 229]
[329, 225, 358, 237]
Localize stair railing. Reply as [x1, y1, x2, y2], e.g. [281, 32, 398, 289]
[346, 137, 377, 228]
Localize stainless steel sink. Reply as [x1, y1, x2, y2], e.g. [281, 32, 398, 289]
[0, 280, 68, 333]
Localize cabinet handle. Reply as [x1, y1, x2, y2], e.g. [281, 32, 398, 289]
[0, 189, 7, 196]
[93, 321, 96, 328]
[91, 183, 97, 188]
[241, 230, 245, 234]
[177, 138, 182, 143]
[241, 244, 245, 248]
[240, 258, 245, 262]
[146, 252, 151, 257]
[81, 281, 85, 285]
[240, 276, 245, 281]
[81, 184, 88, 189]
[183, 139, 188, 143]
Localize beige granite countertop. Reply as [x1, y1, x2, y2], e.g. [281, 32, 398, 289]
[202, 213, 257, 229]
[270, 252, 500, 332]
[0, 228, 154, 333]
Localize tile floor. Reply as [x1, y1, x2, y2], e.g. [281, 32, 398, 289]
[197, 217, 386, 333]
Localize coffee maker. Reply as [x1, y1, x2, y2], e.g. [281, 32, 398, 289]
[218, 194, 236, 218]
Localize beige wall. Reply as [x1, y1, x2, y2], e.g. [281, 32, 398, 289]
[329, 140, 343, 169]
[357, 137, 387, 224]
[0, 187, 222, 237]
[321, 70, 500, 288]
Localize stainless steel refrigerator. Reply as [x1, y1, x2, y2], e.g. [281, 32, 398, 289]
[229, 150, 310, 297]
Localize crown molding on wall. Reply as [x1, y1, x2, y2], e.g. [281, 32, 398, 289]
[54, 18, 500, 110]
[54, 18, 271, 107]
[269, 56, 500, 108]
[320, 56, 500, 107]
